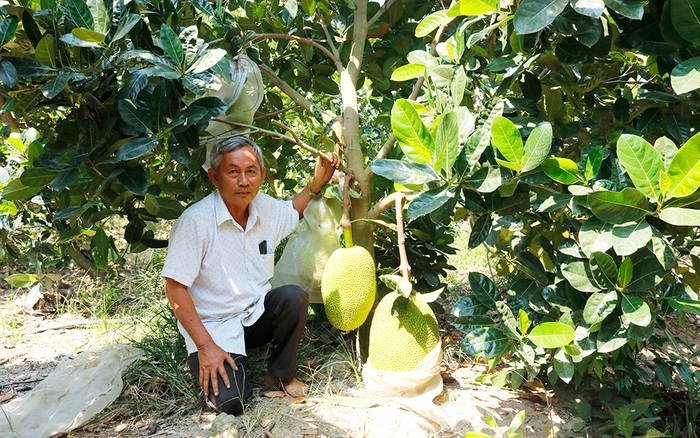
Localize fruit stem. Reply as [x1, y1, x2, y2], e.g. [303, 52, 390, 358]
[340, 172, 354, 247]
[395, 193, 411, 282]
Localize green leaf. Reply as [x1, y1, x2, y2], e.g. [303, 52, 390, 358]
[72, 27, 105, 43]
[618, 257, 633, 288]
[616, 134, 664, 202]
[571, 0, 605, 17]
[160, 24, 185, 68]
[542, 157, 581, 184]
[88, 0, 111, 34]
[468, 272, 500, 308]
[117, 166, 148, 196]
[40, 72, 70, 99]
[379, 274, 413, 297]
[187, 49, 227, 74]
[528, 322, 575, 348]
[91, 226, 110, 270]
[1, 178, 42, 201]
[667, 132, 700, 199]
[390, 64, 426, 81]
[604, 0, 643, 20]
[0, 16, 18, 47]
[588, 188, 649, 224]
[562, 261, 603, 292]
[461, 327, 510, 358]
[670, 0, 700, 44]
[407, 186, 456, 220]
[521, 122, 552, 172]
[371, 159, 438, 185]
[0, 60, 17, 87]
[496, 301, 521, 340]
[621, 295, 651, 326]
[448, 0, 499, 16]
[35, 35, 56, 67]
[611, 221, 652, 256]
[4, 273, 38, 288]
[51, 168, 78, 190]
[491, 116, 523, 164]
[468, 214, 492, 249]
[66, 0, 94, 29]
[590, 252, 618, 289]
[654, 137, 678, 170]
[659, 207, 700, 226]
[583, 291, 618, 324]
[391, 99, 433, 165]
[468, 166, 507, 193]
[19, 168, 59, 187]
[584, 146, 604, 182]
[553, 350, 574, 384]
[191, 0, 216, 15]
[415, 10, 450, 37]
[514, 0, 568, 35]
[117, 137, 159, 161]
[432, 111, 460, 174]
[596, 320, 628, 353]
[667, 297, 700, 315]
[113, 14, 141, 42]
[156, 198, 185, 220]
[579, 220, 614, 256]
[118, 99, 153, 134]
[463, 433, 492, 438]
[627, 251, 666, 292]
[518, 309, 530, 335]
[671, 57, 700, 94]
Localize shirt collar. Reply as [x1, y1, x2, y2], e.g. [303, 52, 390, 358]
[213, 190, 260, 229]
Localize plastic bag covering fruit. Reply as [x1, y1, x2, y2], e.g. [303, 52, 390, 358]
[271, 197, 342, 303]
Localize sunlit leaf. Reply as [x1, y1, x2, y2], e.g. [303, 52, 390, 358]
[391, 99, 433, 164]
[542, 157, 580, 184]
[588, 188, 649, 224]
[616, 134, 663, 202]
[514, 0, 568, 35]
[528, 322, 575, 348]
[583, 291, 617, 324]
[667, 132, 700, 198]
[621, 295, 651, 326]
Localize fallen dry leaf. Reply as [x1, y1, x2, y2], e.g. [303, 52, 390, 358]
[264, 390, 287, 398]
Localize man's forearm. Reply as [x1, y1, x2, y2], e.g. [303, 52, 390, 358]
[164, 277, 214, 350]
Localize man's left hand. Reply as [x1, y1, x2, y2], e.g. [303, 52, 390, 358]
[309, 153, 340, 193]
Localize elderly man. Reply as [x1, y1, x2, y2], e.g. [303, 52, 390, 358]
[161, 135, 338, 415]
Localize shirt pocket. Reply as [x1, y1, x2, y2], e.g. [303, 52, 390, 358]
[251, 253, 275, 284]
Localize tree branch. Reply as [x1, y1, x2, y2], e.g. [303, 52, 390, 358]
[208, 119, 349, 173]
[367, 0, 400, 28]
[320, 17, 341, 60]
[249, 33, 343, 73]
[368, 191, 413, 220]
[258, 63, 343, 139]
[395, 193, 411, 281]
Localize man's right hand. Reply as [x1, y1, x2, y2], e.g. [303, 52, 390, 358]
[197, 342, 238, 397]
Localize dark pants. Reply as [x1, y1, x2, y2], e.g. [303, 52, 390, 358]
[188, 285, 309, 415]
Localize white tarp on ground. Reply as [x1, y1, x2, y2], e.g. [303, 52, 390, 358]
[0, 344, 142, 438]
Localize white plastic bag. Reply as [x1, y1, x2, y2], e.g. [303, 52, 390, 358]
[362, 341, 452, 432]
[271, 197, 341, 303]
[0, 344, 142, 438]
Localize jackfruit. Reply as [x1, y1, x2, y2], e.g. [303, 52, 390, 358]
[368, 291, 439, 372]
[321, 245, 376, 331]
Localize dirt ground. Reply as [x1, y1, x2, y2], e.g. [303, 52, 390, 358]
[0, 295, 584, 438]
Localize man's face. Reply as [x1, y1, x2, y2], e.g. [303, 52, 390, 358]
[207, 145, 266, 211]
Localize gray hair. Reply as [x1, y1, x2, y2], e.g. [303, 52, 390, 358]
[209, 136, 265, 171]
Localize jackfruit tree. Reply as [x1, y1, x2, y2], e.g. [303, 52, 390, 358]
[2, 0, 700, 429]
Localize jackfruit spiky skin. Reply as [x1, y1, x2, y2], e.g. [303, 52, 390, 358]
[321, 246, 376, 331]
[368, 291, 440, 372]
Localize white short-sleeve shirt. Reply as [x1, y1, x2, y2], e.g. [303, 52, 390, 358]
[161, 190, 299, 355]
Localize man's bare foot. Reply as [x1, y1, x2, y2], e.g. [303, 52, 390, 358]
[265, 375, 309, 397]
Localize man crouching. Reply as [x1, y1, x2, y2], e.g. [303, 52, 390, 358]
[161, 135, 338, 414]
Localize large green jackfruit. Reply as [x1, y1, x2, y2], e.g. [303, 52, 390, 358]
[321, 245, 376, 331]
[368, 291, 439, 371]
